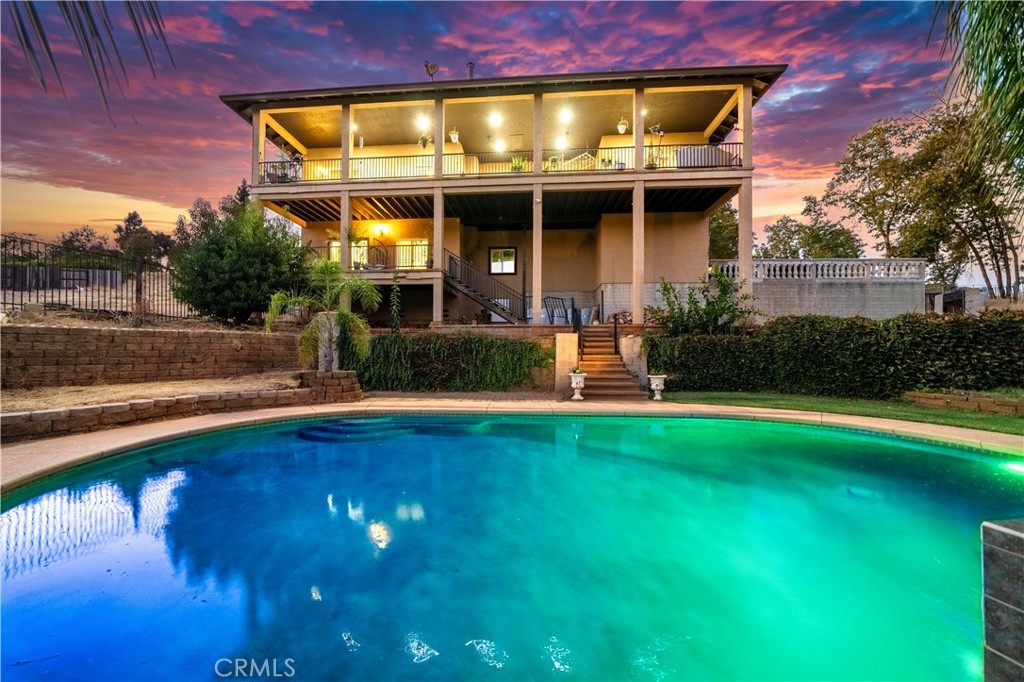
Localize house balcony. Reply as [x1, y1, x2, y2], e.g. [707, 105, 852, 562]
[258, 142, 744, 186]
[308, 243, 435, 274]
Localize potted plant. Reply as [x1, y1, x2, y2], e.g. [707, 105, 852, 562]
[510, 156, 526, 173]
[647, 370, 668, 401]
[569, 367, 587, 400]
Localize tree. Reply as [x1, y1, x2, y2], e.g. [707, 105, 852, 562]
[754, 216, 802, 259]
[823, 118, 920, 257]
[113, 211, 173, 305]
[942, 1, 1024, 199]
[7, 1, 174, 117]
[708, 202, 738, 259]
[171, 199, 310, 325]
[265, 259, 382, 371]
[901, 101, 1021, 299]
[755, 197, 864, 259]
[798, 196, 864, 258]
[55, 226, 110, 253]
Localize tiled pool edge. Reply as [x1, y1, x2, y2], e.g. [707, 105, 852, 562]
[982, 520, 1024, 681]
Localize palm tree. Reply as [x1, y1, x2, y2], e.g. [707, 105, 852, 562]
[7, 1, 174, 117]
[265, 258, 382, 371]
[942, 1, 1024, 192]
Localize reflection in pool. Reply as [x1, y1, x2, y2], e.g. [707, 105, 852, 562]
[2, 415, 1022, 680]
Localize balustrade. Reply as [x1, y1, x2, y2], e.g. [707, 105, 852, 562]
[710, 259, 927, 281]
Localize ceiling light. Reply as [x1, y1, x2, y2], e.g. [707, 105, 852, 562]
[488, 112, 503, 128]
[416, 115, 430, 131]
[493, 138, 506, 152]
[617, 116, 629, 135]
[559, 108, 572, 124]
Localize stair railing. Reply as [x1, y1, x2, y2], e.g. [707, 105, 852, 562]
[570, 296, 582, 352]
[442, 249, 525, 320]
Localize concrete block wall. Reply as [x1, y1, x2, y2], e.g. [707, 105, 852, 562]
[752, 280, 924, 320]
[0, 371, 363, 442]
[1, 325, 300, 388]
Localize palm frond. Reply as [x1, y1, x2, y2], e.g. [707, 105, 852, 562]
[336, 310, 372, 361]
[265, 290, 312, 332]
[943, 0, 1024, 198]
[11, 1, 173, 118]
[297, 313, 330, 368]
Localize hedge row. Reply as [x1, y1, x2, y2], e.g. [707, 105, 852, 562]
[352, 333, 550, 392]
[643, 311, 1024, 399]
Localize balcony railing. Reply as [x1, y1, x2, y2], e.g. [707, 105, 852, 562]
[710, 258, 928, 282]
[309, 244, 433, 271]
[258, 142, 744, 184]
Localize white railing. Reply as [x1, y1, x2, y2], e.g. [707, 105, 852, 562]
[710, 259, 927, 282]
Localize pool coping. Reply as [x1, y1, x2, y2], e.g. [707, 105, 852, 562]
[2, 398, 1022, 493]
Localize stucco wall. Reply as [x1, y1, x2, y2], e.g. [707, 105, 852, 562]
[1, 325, 300, 389]
[596, 212, 708, 285]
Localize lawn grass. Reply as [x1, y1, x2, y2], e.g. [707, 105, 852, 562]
[664, 391, 1024, 436]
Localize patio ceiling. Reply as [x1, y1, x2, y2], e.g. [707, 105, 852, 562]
[224, 64, 787, 157]
[271, 187, 735, 229]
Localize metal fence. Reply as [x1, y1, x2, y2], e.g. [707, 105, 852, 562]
[1, 235, 196, 319]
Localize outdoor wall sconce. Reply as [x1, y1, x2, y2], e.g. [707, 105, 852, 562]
[617, 116, 629, 134]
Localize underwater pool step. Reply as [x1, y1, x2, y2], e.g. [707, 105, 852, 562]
[295, 421, 415, 443]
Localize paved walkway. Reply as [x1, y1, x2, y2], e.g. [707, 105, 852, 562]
[3, 396, 1021, 493]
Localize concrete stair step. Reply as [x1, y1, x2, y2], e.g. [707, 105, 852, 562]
[583, 390, 649, 400]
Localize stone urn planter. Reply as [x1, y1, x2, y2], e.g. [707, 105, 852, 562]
[570, 372, 587, 400]
[648, 374, 667, 401]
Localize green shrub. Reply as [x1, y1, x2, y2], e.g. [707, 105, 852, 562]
[354, 333, 549, 392]
[645, 269, 756, 336]
[171, 200, 309, 325]
[643, 310, 1024, 399]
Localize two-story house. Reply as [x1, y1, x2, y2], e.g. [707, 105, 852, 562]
[221, 64, 786, 325]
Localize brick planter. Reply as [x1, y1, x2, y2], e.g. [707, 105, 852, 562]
[904, 391, 1024, 416]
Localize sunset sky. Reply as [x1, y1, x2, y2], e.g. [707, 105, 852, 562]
[1, 1, 950, 249]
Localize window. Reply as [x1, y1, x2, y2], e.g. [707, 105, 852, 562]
[489, 247, 516, 275]
[327, 239, 341, 263]
[397, 239, 429, 268]
[350, 238, 368, 267]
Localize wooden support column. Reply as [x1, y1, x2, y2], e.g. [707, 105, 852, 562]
[739, 84, 753, 169]
[341, 105, 350, 182]
[432, 187, 444, 324]
[631, 181, 645, 323]
[434, 99, 444, 177]
[340, 192, 351, 268]
[340, 192, 351, 311]
[531, 184, 543, 324]
[251, 108, 265, 185]
[633, 90, 645, 172]
[737, 178, 754, 298]
[532, 94, 543, 173]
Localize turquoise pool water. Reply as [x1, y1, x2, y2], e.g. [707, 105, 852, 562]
[2, 415, 1022, 681]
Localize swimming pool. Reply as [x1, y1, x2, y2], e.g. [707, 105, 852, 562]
[2, 414, 1022, 680]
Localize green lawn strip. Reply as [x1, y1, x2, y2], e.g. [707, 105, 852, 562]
[663, 391, 1024, 436]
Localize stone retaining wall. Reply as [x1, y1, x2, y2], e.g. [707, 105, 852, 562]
[0, 371, 362, 442]
[1, 325, 300, 388]
[904, 391, 1024, 416]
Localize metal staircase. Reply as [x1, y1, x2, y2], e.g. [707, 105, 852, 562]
[443, 249, 527, 324]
